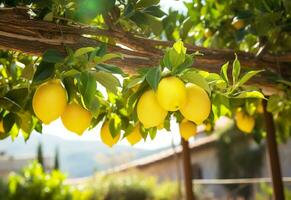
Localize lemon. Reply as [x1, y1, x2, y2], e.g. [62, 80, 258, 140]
[232, 18, 245, 30]
[126, 124, 143, 145]
[156, 77, 186, 111]
[0, 120, 4, 133]
[235, 108, 255, 133]
[179, 119, 197, 141]
[100, 121, 120, 147]
[33, 80, 67, 124]
[180, 84, 211, 125]
[61, 102, 92, 135]
[137, 90, 167, 128]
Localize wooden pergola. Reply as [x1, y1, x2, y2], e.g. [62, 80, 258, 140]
[1, 7, 290, 200]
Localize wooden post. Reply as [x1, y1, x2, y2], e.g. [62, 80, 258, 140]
[263, 99, 285, 200]
[181, 138, 195, 200]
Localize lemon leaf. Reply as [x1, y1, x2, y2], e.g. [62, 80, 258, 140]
[78, 72, 97, 109]
[232, 54, 241, 85]
[146, 66, 161, 90]
[220, 62, 229, 85]
[42, 49, 64, 63]
[74, 47, 96, 57]
[232, 91, 265, 99]
[169, 41, 186, 69]
[109, 114, 121, 138]
[237, 70, 264, 88]
[181, 70, 211, 95]
[33, 61, 55, 84]
[95, 71, 121, 94]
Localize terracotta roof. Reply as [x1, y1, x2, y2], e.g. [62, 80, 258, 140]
[106, 135, 218, 174]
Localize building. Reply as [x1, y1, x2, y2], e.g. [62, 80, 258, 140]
[107, 132, 291, 199]
[0, 152, 53, 178]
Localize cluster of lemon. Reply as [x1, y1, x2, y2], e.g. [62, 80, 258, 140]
[32, 80, 144, 147]
[32, 80, 92, 134]
[137, 76, 211, 141]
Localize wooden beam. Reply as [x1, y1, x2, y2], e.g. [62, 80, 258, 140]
[263, 99, 285, 200]
[181, 138, 194, 200]
[0, 8, 290, 87]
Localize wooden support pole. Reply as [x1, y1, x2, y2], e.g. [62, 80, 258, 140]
[263, 99, 285, 200]
[181, 138, 195, 200]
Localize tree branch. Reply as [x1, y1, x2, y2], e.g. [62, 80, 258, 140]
[0, 8, 290, 90]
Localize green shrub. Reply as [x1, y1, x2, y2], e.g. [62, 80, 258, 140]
[0, 163, 179, 200]
[5, 161, 75, 200]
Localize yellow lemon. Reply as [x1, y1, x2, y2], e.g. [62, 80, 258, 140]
[126, 124, 143, 145]
[232, 18, 245, 30]
[33, 80, 67, 124]
[180, 84, 211, 125]
[0, 120, 4, 133]
[235, 108, 255, 133]
[100, 121, 120, 147]
[156, 77, 186, 111]
[179, 119, 197, 141]
[137, 90, 167, 128]
[61, 102, 92, 135]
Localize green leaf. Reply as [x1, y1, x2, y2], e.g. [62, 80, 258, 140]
[127, 76, 145, 89]
[267, 95, 282, 113]
[143, 6, 166, 18]
[232, 55, 241, 85]
[42, 49, 64, 63]
[94, 53, 122, 64]
[181, 70, 211, 94]
[109, 114, 121, 138]
[5, 88, 29, 108]
[146, 15, 163, 36]
[21, 64, 34, 80]
[146, 66, 161, 91]
[136, 0, 159, 8]
[180, 17, 192, 40]
[9, 124, 19, 141]
[211, 93, 231, 120]
[277, 79, 291, 87]
[87, 97, 100, 117]
[74, 47, 96, 57]
[148, 127, 157, 140]
[237, 70, 264, 87]
[61, 69, 81, 78]
[220, 62, 229, 85]
[78, 72, 97, 109]
[32, 61, 55, 84]
[94, 71, 121, 94]
[0, 97, 22, 112]
[34, 120, 43, 134]
[43, 12, 53, 21]
[232, 91, 265, 99]
[16, 112, 33, 141]
[63, 77, 76, 103]
[3, 113, 16, 133]
[172, 54, 194, 75]
[169, 41, 187, 69]
[162, 50, 171, 69]
[95, 64, 125, 75]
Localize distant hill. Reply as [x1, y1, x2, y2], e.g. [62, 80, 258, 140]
[0, 132, 159, 178]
